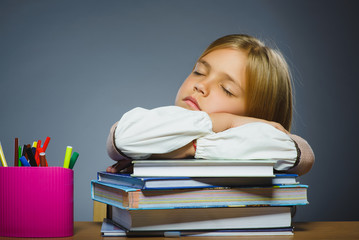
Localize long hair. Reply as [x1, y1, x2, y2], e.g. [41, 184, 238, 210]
[197, 34, 293, 131]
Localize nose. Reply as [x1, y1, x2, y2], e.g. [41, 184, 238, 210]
[193, 80, 209, 97]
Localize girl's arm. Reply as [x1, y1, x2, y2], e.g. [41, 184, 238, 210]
[149, 129, 315, 176]
[107, 106, 213, 160]
[285, 134, 315, 176]
[107, 108, 314, 175]
[198, 113, 314, 176]
[208, 112, 288, 134]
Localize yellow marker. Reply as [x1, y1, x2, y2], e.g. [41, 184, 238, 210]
[63, 146, 72, 168]
[0, 141, 8, 167]
[32, 141, 38, 148]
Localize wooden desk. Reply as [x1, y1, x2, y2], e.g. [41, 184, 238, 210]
[1, 222, 359, 240]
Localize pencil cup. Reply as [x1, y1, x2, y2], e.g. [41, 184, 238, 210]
[0, 167, 73, 237]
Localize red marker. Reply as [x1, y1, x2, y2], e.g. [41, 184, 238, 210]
[42, 137, 51, 152]
[35, 140, 42, 166]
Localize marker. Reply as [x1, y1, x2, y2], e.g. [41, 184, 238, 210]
[31, 147, 36, 157]
[69, 152, 79, 169]
[63, 146, 72, 168]
[34, 140, 42, 166]
[19, 156, 31, 166]
[0, 141, 8, 167]
[14, 138, 19, 166]
[39, 152, 47, 167]
[25, 146, 37, 166]
[42, 137, 51, 152]
[18, 145, 22, 166]
[22, 144, 28, 159]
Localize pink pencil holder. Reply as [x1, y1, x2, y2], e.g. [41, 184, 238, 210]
[0, 167, 73, 237]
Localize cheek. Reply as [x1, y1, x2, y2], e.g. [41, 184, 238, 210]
[177, 79, 192, 95]
[175, 79, 191, 103]
[209, 98, 246, 115]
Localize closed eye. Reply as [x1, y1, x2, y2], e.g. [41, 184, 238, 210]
[222, 86, 234, 96]
[193, 71, 204, 76]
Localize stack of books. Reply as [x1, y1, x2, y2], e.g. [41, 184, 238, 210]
[91, 159, 308, 237]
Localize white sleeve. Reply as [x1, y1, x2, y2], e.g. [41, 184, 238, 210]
[195, 122, 297, 171]
[114, 106, 213, 159]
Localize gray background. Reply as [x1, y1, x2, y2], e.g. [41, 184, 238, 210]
[1, 0, 358, 221]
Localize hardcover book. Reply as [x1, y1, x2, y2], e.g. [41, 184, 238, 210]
[101, 218, 294, 236]
[131, 159, 276, 177]
[91, 180, 308, 209]
[97, 172, 298, 189]
[110, 206, 293, 231]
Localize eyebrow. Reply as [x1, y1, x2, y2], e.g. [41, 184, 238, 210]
[198, 59, 244, 93]
[198, 59, 211, 70]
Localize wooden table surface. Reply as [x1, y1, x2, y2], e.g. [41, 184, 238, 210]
[1, 221, 359, 240]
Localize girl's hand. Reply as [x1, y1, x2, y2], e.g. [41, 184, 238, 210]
[106, 159, 133, 173]
[150, 141, 195, 159]
[209, 113, 288, 134]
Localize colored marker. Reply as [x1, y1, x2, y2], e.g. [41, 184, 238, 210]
[43, 137, 51, 152]
[34, 140, 42, 166]
[31, 147, 36, 157]
[19, 156, 31, 166]
[0, 141, 8, 167]
[18, 145, 22, 166]
[14, 138, 19, 166]
[69, 152, 79, 169]
[63, 146, 72, 168]
[25, 147, 37, 166]
[39, 152, 47, 167]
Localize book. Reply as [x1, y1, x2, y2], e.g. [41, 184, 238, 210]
[101, 218, 294, 236]
[91, 180, 308, 209]
[131, 159, 276, 177]
[97, 172, 298, 189]
[109, 206, 293, 231]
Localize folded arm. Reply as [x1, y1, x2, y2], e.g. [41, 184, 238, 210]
[107, 107, 314, 175]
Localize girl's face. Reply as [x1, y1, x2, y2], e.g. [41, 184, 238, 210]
[175, 48, 247, 115]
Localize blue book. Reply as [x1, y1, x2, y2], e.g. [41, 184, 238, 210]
[97, 171, 298, 190]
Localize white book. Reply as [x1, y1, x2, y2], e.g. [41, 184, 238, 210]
[101, 219, 294, 237]
[131, 159, 276, 177]
[111, 206, 292, 231]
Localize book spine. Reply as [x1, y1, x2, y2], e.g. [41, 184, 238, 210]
[91, 181, 132, 209]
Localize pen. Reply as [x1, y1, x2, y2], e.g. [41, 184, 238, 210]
[63, 146, 72, 168]
[0, 141, 8, 167]
[69, 152, 79, 169]
[14, 138, 19, 166]
[19, 156, 31, 166]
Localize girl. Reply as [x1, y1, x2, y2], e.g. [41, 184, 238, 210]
[106, 34, 314, 176]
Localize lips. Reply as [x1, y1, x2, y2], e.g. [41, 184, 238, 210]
[183, 96, 201, 111]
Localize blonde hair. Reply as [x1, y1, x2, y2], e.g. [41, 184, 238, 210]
[198, 34, 293, 131]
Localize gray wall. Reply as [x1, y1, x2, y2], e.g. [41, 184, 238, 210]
[1, 0, 358, 221]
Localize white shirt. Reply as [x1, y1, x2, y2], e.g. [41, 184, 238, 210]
[114, 106, 297, 171]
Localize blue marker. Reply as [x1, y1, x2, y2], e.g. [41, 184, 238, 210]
[19, 156, 31, 166]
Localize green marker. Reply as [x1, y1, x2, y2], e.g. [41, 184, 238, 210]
[69, 152, 79, 169]
[18, 145, 22, 166]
